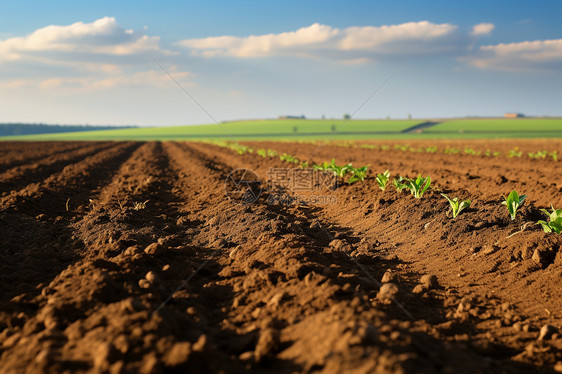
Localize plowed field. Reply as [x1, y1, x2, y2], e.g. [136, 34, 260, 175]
[1, 139, 561, 373]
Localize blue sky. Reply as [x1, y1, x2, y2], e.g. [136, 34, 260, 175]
[0, 0, 560, 126]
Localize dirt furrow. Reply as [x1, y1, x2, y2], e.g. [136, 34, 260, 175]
[0, 142, 140, 215]
[0, 142, 85, 174]
[1, 142, 195, 373]
[0, 142, 114, 193]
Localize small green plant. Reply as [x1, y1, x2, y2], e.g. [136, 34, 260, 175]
[257, 149, 267, 157]
[375, 170, 390, 191]
[404, 175, 431, 198]
[537, 206, 562, 234]
[549, 151, 558, 162]
[508, 148, 522, 158]
[313, 161, 329, 171]
[528, 150, 548, 159]
[329, 160, 352, 178]
[441, 194, 471, 218]
[464, 148, 478, 156]
[502, 190, 527, 220]
[360, 144, 377, 149]
[348, 166, 369, 184]
[393, 177, 409, 192]
[280, 153, 300, 164]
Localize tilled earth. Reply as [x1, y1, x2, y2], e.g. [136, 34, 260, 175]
[0, 139, 561, 373]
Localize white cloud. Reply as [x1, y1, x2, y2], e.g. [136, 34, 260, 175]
[471, 23, 495, 36]
[0, 17, 190, 92]
[177, 21, 460, 61]
[0, 17, 168, 63]
[466, 38, 562, 71]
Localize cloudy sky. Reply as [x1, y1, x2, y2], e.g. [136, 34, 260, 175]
[1, 0, 561, 126]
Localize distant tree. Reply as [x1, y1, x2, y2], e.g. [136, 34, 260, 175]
[293, 126, 298, 133]
[343, 113, 351, 120]
[331, 124, 337, 132]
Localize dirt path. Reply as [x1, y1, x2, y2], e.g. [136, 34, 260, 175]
[0, 140, 560, 373]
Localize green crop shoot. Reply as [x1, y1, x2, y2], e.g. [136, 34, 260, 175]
[502, 190, 527, 220]
[425, 146, 438, 153]
[348, 166, 369, 184]
[327, 159, 351, 178]
[528, 150, 548, 159]
[508, 148, 522, 158]
[537, 206, 562, 234]
[549, 151, 558, 161]
[280, 153, 300, 164]
[441, 194, 471, 218]
[404, 175, 431, 198]
[360, 144, 377, 149]
[376, 170, 390, 191]
[464, 148, 479, 156]
[394, 144, 410, 152]
[393, 177, 409, 192]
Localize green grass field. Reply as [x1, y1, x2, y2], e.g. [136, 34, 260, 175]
[0, 119, 422, 141]
[1, 118, 561, 141]
[423, 118, 562, 137]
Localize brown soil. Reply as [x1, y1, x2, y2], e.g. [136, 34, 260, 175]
[0, 139, 561, 373]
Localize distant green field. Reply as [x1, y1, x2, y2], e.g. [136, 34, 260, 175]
[425, 118, 562, 136]
[0, 118, 561, 141]
[0, 119, 422, 141]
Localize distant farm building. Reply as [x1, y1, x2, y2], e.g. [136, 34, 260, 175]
[504, 113, 524, 118]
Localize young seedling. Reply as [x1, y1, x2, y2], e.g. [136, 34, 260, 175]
[508, 148, 522, 158]
[441, 194, 471, 218]
[360, 144, 377, 150]
[502, 190, 527, 220]
[537, 206, 562, 234]
[404, 175, 431, 198]
[425, 146, 438, 153]
[528, 150, 548, 159]
[348, 166, 369, 184]
[375, 170, 390, 191]
[393, 177, 409, 192]
[328, 159, 351, 178]
[280, 153, 300, 164]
